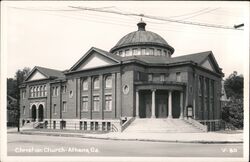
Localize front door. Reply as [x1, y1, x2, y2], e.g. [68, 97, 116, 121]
[31, 105, 36, 121]
[156, 95, 168, 118]
[38, 105, 44, 122]
[145, 96, 152, 118]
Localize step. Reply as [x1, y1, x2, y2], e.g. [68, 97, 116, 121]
[124, 118, 202, 133]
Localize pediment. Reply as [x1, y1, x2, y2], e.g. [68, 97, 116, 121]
[27, 70, 47, 81]
[69, 48, 120, 72]
[77, 52, 116, 70]
[201, 59, 215, 72]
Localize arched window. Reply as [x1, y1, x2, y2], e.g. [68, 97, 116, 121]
[44, 85, 47, 96]
[82, 79, 88, 91]
[37, 86, 40, 97]
[30, 87, 33, 97]
[40, 86, 43, 96]
[93, 77, 99, 89]
[105, 76, 112, 89]
[33, 87, 36, 97]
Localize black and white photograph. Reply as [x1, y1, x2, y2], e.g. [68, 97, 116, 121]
[0, 1, 249, 162]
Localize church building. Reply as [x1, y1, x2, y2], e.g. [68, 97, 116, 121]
[19, 21, 224, 132]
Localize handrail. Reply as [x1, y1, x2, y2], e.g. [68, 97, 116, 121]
[111, 124, 118, 132]
[121, 117, 135, 132]
[220, 120, 238, 130]
[184, 118, 208, 132]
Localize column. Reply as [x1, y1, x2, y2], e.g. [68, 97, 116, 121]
[168, 91, 172, 118]
[36, 106, 39, 122]
[179, 91, 184, 119]
[151, 89, 156, 118]
[136, 90, 139, 118]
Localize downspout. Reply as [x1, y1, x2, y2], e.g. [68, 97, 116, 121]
[120, 61, 123, 118]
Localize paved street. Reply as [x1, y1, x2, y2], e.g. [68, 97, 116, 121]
[7, 133, 243, 157]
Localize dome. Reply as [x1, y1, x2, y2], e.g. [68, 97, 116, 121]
[110, 21, 175, 55]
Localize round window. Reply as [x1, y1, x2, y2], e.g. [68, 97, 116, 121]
[123, 85, 129, 94]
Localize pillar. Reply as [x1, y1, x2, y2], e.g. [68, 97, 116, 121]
[136, 90, 139, 118]
[179, 91, 183, 119]
[36, 106, 39, 122]
[151, 89, 156, 118]
[168, 91, 172, 118]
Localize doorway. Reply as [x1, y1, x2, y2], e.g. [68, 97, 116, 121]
[38, 104, 44, 122]
[31, 105, 36, 121]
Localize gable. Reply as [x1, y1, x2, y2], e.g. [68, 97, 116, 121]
[201, 59, 215, 72]
[75, 52, 118, 71]
[28, 70, 47, 81]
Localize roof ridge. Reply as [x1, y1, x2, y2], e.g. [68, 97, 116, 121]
[172, 51, 211, 59]
[36, 66, 63, 72]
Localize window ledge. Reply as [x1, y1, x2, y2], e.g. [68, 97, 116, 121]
[28, 96, 47, 99]
[104, 110, 112, 112]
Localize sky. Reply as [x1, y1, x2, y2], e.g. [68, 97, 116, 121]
[2, 1, 249, 79]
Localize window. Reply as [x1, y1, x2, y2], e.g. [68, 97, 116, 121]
[82, 97, 88, 111]
[40, 86, 43, 96]
[119, 51, 124, 57]
[34, 87, 37, 97]
[176, 72, 181, 82]
[82, 79, 88, 91]
[125, 49, 131, 56]
[53, 104, 56, 115]
[163, 50, 167, 56]
[37, 87, 40, 97]
[149, 48, 154, 55]
[148, 74, 153, 81]
[105, 76, 112, 89]
[132, 48, 139, 55]
[160, 74, 165, 81]
[44, 85, 47, 96]
[22, 90, 26, 99]
[62, 101, 67, 112]
[136, 72, 140, 81]
[198, 76, 202, 96]
[30, 88, 33, 97]
[23, 106, 25, 115]
[52, 87, 56, 96]
[69, 90, 73, 98]
[104, 95, 112, 111]
[62, 85, 67, 93]
[56, 86, 59, 96]
[145, 49, 150, 55]
[93, 77, 100, 89]
[156, 49, 162, 56]
[93, 96, 100, 111]
[141, 48, 146, 55]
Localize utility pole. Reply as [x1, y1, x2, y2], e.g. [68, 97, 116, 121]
[234, 23, 244, 29]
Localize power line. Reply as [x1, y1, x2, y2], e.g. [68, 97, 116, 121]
[178, 8, 220, 20]
[10, 6, 244, 31]
[69, 6, 243, 31]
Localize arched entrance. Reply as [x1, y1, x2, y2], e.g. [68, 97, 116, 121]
[38, 104, 44, 122]
[31, 105, 36, 121]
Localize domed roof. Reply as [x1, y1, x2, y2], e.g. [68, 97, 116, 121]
[110, 21, 174, 54]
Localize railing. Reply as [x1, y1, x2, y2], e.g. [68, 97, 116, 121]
[33, 122, 45, 129]
[196, 119, 236, 131]
[121, 117, 135, 132]
[184, 118, 208, 132]
[220, 120, 239, 131]
[111, 124, 119, 132]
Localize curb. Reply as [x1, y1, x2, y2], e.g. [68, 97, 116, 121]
[9, 131, 243, 144]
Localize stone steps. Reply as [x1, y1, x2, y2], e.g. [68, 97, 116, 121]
[124, 118, 202, 133]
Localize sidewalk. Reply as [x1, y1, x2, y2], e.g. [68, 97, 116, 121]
[8, 128, 243, 144]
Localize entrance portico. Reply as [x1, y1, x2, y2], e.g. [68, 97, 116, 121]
[30, 102, 45, 122]
[135, 84, 185, 119]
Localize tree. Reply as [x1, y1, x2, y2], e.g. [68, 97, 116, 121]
[222, 71, 243, 129]
[7, 67, 31, 130]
